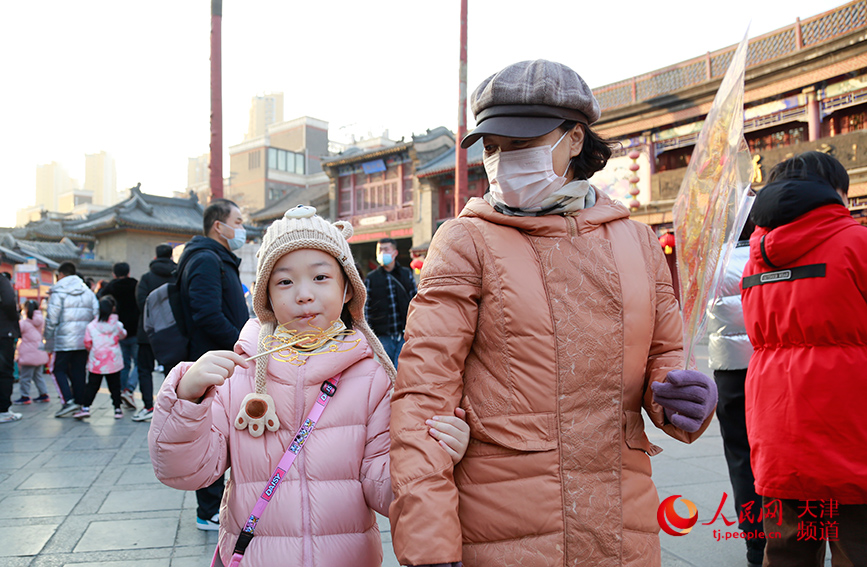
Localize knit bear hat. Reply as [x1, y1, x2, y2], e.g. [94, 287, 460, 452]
[252, 205, 396, 384]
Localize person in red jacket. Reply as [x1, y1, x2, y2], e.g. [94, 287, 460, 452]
[741, 151, 867, 565]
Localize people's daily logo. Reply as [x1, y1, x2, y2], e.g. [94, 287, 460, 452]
[657, 495, 698, 536]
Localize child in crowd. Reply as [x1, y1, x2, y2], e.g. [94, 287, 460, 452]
[75, 297, 126, 419]
[149, 206, 469, 567]
[14, 300, 50, 404]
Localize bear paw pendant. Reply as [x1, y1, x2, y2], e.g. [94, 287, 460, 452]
[235, 393, 280, 437]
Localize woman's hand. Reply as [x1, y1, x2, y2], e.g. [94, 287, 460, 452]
[176, 350, 249, 402]
[650, 369, 718, 432]
[427, 407, 470, 464]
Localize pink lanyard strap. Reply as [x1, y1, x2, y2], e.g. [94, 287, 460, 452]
[227, 374, 341, 567]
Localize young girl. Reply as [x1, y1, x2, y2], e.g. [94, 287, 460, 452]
[14, 300, 50, 404]
[75, 297, 127, 419]
[149, 206, 469, 567]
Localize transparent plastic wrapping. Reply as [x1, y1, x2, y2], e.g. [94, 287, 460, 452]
[672, 29, 753, 368]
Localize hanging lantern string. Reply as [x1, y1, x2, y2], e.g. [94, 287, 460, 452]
[245, 319, 357, 362]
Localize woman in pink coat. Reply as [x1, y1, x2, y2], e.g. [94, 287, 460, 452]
[149, 208, 468, 567]
[14, 300, 50, 404]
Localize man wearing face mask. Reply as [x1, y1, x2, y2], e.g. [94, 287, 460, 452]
[364, 238, 417, 367]
[389, 60, 718, 567]
[176, 198, 249, 531]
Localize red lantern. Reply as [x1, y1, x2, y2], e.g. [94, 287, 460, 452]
[410, 257, 424, 274]
[659, 233, 676, 255]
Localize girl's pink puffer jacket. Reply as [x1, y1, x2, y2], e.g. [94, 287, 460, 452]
[17, 311, 49, 367]
[149, 319, 392, 567]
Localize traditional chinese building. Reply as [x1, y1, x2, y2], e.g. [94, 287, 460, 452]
[591, 0, 867, 237]
[320, 127, 454, 272]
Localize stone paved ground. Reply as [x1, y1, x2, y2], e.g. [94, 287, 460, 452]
[0, 344, 830, 566]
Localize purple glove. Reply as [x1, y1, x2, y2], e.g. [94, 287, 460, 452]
[650, 369, 718, 433]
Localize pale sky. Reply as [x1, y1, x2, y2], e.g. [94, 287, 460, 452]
[0, 0, 848, 227]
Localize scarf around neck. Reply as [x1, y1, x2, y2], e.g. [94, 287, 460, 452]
[485, 179, 597, 217]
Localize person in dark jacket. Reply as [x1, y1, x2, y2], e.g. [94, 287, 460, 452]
[0, 273, 22, 422]
[98, 262, 139, 410]
[741, 151, 867, 565]
[131, 244, 177, 422]
[177, 198, 248, 531]
[364, 237, 416, 367]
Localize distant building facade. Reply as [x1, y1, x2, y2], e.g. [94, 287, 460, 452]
[228, 116, 330, 213]
[590, 0, 867, 233]
[246, 92, 284, 140]
[35, 161, 76, 212]
[321, 127, 454, 272]
[84, 151, 117, 207]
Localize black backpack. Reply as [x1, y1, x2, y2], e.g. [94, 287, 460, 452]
[143, 280, 189, 369]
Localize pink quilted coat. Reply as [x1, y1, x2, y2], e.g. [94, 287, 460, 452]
[149, 318, 393, 567]
[17, 311, 49, 367]
[84, 315, 126, 374]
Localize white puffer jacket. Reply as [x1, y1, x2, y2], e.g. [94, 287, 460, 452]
[43, 275, 99, 352]
[706, 242, 753, 370]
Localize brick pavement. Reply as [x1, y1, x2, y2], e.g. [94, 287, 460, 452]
[0, 345, 830, 566]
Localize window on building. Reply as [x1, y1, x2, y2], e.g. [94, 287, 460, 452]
[248, 150, 261, 170]
[267, 148, 305, 174]
[746, 123, 806, 152]
[402, 161, 414, 204]
[656, 147, 693, 172]
[338, 175, 352, 216]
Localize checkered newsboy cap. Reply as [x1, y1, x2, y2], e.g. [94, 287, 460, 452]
[461, 59, 601, 148]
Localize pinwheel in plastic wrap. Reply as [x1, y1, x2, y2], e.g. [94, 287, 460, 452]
[672, 30, 754, 367]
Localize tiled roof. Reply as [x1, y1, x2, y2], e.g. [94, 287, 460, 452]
[321, 141, 412, 167]
[12, 218, 94, 243]
[413, 126, 454, 143]
[250, 183, 331, 223]
[416, 139, 484, 178]
[0, 245, 28, 264]
[64, 185, 204, 236]
[0, 235, 61, 269]
[15, 238, 81, 261]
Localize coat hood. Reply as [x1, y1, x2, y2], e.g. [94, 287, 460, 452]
[52, 274, 90, 296]
[749, 204, 855, 268]
[460, 188, 630, 236]
[750, 173, 844, 229]
[233, 318, 375, 387]
[149, 257, 177, 278]
[90, 313, 121, 332]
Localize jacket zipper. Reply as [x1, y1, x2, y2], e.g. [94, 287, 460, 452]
[296, 366, 315, 567]
[568, 215, 578, 238]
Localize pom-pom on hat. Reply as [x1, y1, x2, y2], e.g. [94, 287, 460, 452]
[252, 205, 396, 383]
[461, 59, 601, 148]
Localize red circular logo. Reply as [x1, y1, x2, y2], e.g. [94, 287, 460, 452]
[657, 495, 698, 536]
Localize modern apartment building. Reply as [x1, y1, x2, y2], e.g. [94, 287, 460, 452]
[246, 92, 284, 140]
[84, 151, 117, 206]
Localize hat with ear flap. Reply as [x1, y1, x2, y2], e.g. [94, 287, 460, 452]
[251, 204, 396, 388]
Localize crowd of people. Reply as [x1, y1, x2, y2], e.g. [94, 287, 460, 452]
[1, 59, 864, 567]
[0, 250, 178, 424]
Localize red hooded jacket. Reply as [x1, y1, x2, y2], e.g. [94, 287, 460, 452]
[741, 203, 867, 504]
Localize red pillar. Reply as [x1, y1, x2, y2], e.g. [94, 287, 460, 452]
[805, 88, 821, 142]
[454, 0, 468, 218]
[209, 0, 224, 200]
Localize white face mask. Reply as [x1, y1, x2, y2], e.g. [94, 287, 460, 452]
[483, 130, 571, 209]
[219, 221, 246, 251]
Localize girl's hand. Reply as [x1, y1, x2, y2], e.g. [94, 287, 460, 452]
[427, 407, 470, 464]
[176, 351, 249, 402]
